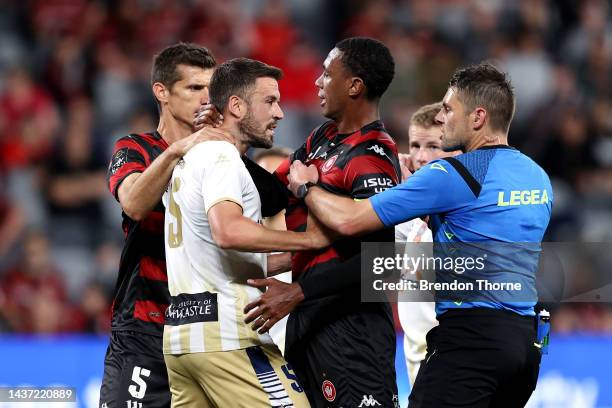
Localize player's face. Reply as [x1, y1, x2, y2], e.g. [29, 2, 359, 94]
[436, 87, 470, 152]
[167, 64, 214, 130]
[239, 77, 283, 149]
[408, 125, 445, 171]
[315, 48, 350, 120]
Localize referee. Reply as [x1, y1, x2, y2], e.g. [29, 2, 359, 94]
[287, 63, 552, 407]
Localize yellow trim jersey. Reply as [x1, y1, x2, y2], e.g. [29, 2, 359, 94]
[162, 141, 272, 354]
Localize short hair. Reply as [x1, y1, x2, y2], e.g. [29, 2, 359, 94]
[449, 63, 515, 133]
[253, 146, 292, 163]
[209, 58, 283, 112]
[335, 37, 395, 100]
[410, 102, 443, 129]
[151, 42, 216, 88]
[151, 43, 216, 110]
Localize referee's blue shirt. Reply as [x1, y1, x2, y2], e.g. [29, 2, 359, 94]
[370, 146, 553, 316]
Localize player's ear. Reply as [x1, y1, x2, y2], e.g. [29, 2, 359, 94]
[152, 82, 169, 105]
[472, 107, 487, 130]
[348, 77, 365, 98]
[227, 95, 244, 119]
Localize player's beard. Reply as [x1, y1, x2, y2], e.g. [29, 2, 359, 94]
[238, 109, 274, 149]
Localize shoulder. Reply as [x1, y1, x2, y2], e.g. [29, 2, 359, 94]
[309, 120, 336, 142]
[112, 132, 160, 153]
[347, 123, 398, 158]
[362, 121, 396, 146]
[185, 141, 242, 170]
[412, 158, 462, 183]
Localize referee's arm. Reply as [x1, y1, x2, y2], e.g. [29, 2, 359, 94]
[303, 186, 384, 236]
[290, 158, 462, 235]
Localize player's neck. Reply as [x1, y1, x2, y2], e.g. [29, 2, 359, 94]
[157, 116, 194, 145]
[466, 130, 509, 152]
[335, 102, 379, 134]
[219, 121, 249, 155]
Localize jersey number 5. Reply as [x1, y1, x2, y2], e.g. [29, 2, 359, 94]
[128, 366, 151, 399]
[168, 177, 183, 248]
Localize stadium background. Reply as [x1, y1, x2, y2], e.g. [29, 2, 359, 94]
[0, 0, 610, 407]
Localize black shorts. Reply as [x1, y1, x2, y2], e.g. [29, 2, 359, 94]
[287, 303, 399, 408]
[99, 330, 170, 408]
[409, 308, 541, 408]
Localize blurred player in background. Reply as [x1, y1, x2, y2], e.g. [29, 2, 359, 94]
[395, 102, 460, 387]
[244, 37, 401, 407]
[162, 57, 330, 407]
[101, 43, 225, 408]
[254, 146, 293, 173]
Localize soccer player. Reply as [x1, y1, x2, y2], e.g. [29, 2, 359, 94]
[245, 37, 401, 407]
[101, 43, 225, 408]
[396, 102, 460, 386]
[162, 58, 327, 408]
[288, 63, 552, 407]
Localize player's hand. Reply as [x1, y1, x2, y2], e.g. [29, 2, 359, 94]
[287, 160, 319, 195]
[399, 153, 413, 182]
[243, 279, 305, 334]
[193, 103, 223, 130]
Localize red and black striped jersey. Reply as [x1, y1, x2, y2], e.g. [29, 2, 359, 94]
[106, 131, 169, 336]
[276, 120, 401, 277]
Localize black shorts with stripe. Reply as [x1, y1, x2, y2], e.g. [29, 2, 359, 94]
[287, 302, 399, 408]
[99, 330, 170, 408]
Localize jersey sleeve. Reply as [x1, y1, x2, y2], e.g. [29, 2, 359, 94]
[370, 159, 474, 227]
[107, 136, 148, 201]
[200, 141, 245, 213]
[343, 140, 400, 199]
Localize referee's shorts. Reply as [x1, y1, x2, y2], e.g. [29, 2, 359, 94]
[409, 308, 541, 408]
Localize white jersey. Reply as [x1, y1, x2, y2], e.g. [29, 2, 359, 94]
[395, 218, 438, 385]
[162, 141, 273, 355]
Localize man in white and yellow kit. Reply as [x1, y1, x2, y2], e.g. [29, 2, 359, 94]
[162, 58, 327, 407]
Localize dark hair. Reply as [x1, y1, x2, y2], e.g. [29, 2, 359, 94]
[334, 37, 395, 100]
[151, 43, 216, 108]
[410, 102, 443, 129]
[449, 63, 515, 133]
[209, 58, 283, 112]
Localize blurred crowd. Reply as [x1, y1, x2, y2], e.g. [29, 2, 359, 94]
[0, 0, 610, 335]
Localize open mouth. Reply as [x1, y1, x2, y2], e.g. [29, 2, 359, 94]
[267, 123, 277, 135]
[318, 93, 326, 107]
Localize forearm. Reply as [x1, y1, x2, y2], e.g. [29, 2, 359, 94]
[304, 186, 382, 236]
[215, 216, 319, 252]
[267, 252, 292, 276]
[121, 148, 181, 220]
